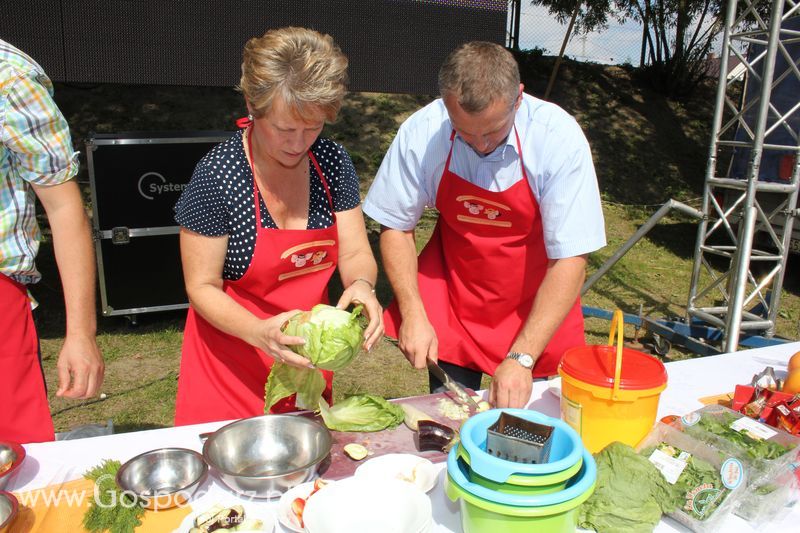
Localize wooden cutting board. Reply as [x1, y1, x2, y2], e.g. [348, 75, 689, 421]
[312, 391, 475, 480]
[8, 478, 190, 533]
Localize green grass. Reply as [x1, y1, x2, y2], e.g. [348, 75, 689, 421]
[34, 59, 800, 433]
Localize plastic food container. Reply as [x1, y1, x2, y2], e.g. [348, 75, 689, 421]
[458, 409, 583, 484]
[445, 448, 596, 533]
[669, 404, 800, 527]
[457, 443, 582, 495]
[558, 310, 668, 453]
[637, 423, 746, 533]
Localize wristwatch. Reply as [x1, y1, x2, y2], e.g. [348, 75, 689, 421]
[506, 351, 535, 369]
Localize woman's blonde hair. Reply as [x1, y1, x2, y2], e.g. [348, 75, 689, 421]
[438, 41, 520, 113]
[239, 27, 348, 121]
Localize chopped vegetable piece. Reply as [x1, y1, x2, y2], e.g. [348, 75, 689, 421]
[291, 498, 306, 528]
[400, 404, 434, 431]
[344, 443, 369, 460]
[417, 420, 455, 452]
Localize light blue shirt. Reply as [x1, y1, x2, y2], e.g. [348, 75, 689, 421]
[363, 94, 606, 259]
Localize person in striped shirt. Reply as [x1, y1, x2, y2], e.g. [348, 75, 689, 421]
[0, 39, 104, 443]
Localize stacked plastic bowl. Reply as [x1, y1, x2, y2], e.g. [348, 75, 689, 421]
[445, 409, 596, 533]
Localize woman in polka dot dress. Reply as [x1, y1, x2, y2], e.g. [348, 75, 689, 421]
[173, 27, 383, 425]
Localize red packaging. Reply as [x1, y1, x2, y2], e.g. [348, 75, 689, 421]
[774, 401, 800, 435]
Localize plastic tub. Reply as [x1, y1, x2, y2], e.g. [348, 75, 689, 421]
[456, 444, 582, 495]
[558, 310, 667, 453]
[637, 422, 746, 533]
[670, 404, 800, 528]
[445, 449, 596, 533]
[458, 409, 583, 484]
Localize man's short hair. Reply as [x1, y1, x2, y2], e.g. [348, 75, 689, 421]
[438, 41, 520, 113]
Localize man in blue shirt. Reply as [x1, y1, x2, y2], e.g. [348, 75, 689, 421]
[364, 42, 605, 408]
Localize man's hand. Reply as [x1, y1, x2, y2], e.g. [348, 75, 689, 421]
[397, 315, 438, 369]
[489, 358, 533, 408]
[56, 334, 104, 399]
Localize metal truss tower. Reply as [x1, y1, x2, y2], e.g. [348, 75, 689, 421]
[687, 0, 800, 351]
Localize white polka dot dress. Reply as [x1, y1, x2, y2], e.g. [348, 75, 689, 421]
[175, 130, 360, 280]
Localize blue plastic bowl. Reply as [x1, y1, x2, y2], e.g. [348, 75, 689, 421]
[447, 446, 596, 507]
[459, 409, 583, 483]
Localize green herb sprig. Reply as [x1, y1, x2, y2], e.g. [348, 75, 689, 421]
[82, 459, 145, 533]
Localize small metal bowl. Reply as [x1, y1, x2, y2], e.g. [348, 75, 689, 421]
[203, 414, 331, 499]
[0, 491, 18, 531]
[0, 442, 25, 491]
[116, 448, 207, 510]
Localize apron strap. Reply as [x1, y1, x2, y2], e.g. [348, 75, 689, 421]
[308, 151, 336, 217]
[245, 128, 265, 230]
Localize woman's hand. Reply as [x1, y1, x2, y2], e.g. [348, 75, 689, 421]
[251, 310, 314, 368]
[337, 279, 384, 352]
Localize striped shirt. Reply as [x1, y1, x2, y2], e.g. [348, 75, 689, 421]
[363, 94, 606, 259]
[1, 39, 79, 284]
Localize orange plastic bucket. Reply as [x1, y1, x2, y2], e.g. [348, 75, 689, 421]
[557, 310, 667, 453]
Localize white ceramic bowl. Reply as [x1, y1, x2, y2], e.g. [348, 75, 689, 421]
[302, 477, 432, 533]
[354, 453, 437, 493]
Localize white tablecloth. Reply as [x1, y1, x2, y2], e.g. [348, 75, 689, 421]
[8, 341, 800, 532]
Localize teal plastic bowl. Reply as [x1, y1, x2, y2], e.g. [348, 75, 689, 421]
[456, 444, 582, 495]
[446, 450, 596, 533]
[459, 409, 583, 484]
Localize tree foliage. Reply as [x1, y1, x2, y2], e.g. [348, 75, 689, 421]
[529, 0, 728, 99]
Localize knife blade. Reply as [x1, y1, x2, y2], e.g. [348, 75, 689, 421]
[426, 358, 481, 411]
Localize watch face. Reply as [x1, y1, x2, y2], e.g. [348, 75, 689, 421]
[519, 354, 534, 368]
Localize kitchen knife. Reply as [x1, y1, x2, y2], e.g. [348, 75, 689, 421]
[426, 358, 481, 411]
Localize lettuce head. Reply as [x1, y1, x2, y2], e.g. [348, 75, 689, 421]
[264, 304, 365, 412]
[282, 304, 365, 370]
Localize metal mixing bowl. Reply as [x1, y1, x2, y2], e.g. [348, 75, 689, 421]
[116, 448, 208, 510]
[0, 491, 18, 531]
[0, 442, 25, 491]
[203, 414, 331, 499]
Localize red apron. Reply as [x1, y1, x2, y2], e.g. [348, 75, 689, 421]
[174, 134, 338, 425]
[0, 274, 55, 443]
[385, 129, 584, 378]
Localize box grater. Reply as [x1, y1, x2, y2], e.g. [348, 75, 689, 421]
[486, 412, 554, 464]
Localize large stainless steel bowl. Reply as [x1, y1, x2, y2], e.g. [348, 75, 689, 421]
[116, 448, 208, 510]
[0, 491, 18, 531]
[0, 442, 25, 491]
[203, 414, 331, 499]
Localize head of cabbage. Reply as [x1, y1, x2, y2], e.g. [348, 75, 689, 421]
[282, 304, 365, 370]
[265, 304, 365, 412]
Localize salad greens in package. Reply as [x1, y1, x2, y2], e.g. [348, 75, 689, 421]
[580, 424, 744, 533]
[638, 423, 743, 533]
[264, 304, 364, 412]
[671, 405, 800, 526]
[676, 405, 795, 463]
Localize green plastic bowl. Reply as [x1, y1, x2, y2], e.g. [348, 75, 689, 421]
[458, 443, 582, 494]
[445, 472, 595, 533]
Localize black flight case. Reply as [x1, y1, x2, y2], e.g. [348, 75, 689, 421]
[86, 131, 234, 318]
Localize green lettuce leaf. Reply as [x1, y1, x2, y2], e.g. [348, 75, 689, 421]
[578, 442, 676, 533]
[318, 394, 405, 432]
[264, 362, 326, 412]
